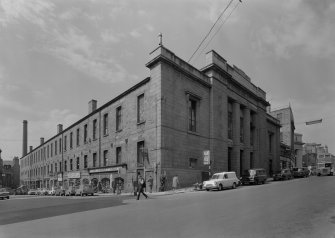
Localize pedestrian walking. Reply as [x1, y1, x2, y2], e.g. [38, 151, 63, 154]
[172, 175, 179, 191]
[137, 176, 148, 200]
[147, 176, 153, 193]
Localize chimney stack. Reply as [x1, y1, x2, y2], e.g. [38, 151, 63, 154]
[57, 124, 63, 134]
[88, 100, 97, 114]
[29, 146, 33, 152]
[40, 137, 44, 145]
[22, 120, 28, 157]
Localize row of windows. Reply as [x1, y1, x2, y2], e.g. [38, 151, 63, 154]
[21, 146, 123, 178]
[22, 141, 146, 178]
[21, 94, 145, 168]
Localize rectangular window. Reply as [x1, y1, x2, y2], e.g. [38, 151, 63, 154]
[84, 124, 88, 143]
[59, 138, 62, 153]
[47, 145, 49, 158]
[55, 163, 57, 173]
[228, 102, 233, 140]
[103, 150, 108, 166]
[103, 113, 108, 135]
[188, 97, 197, 132]
[116, 106, 122, 131]
[64, 136, 67, 151]
[70, 159, 73, 171]
[93, 153, 97, 167]
[51, 143, 53, 157]
[76, 128, 80, 146]
[76, 157, 80, 170]
[116, 147, 122, 164]
[240, 109, 244, 143]
[59, 162, 62, 172]
[51, 164, 53, 173]
[137, 94, 144, 123]
[84, 155, 88, 169]
[70, 132, 73, 149]
[93, 119, 97, 140]
[55, 141, 57, 155]
[137, 141, 145, 165]
[64, 161, 67, 172]
[189, 158, 197, 168]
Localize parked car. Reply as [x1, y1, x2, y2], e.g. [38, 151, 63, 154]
[292, 167, 309, 178]
[55, 187, 66, 196]
[203, 172, 240, 191]
[241, 168, 267, 185]
[48, 187, 56, 196]
[37, 188, 48, 196]
[75, 185, 94, 196]
[15, 185, 28, 195]
[273, 169, 293, 181]
[28, 189, 38, 195]
[0, 188, 10, 199]
[65, 186, 76, 196]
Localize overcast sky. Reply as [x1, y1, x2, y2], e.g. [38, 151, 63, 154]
[0, 0, 334, 160]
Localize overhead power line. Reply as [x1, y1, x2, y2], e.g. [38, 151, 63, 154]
[188, 0, 235, 63]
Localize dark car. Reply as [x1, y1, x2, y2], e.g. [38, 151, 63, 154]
[65, 186, 76, 196]
[241, 168, 267, 185]
[55, 187, 66, 196]
[15, 185, 28, 195]
[0, 188, 10, 200]
[273, 169, 293, 181]
[292, 167, 309, 178]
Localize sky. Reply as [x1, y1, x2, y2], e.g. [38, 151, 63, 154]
[0, 0, 334, 160]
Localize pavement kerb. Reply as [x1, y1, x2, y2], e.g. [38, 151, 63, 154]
[94, 187, 197, 197]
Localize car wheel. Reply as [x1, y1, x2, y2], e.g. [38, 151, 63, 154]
[232, 183, 236, 189]
[206, 189, 209, 191]
[219, 184, 223, 191]
[7, 196, 9, 199]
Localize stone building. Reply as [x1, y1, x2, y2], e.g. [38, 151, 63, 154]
[20, 45, 280, 192]
[0, 150, 20, 188]
[270, 106, 296, 168]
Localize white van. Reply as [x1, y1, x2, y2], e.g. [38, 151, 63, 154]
[203, 172, 240, 191]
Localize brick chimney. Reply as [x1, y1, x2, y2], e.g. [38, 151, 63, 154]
[22, 120, 28, 157]
[57, 124, 63, 134]
[88, 100, 97, 114]
[40, 137, 44, 145]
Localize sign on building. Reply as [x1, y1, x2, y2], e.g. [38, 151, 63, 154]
[203, 150, 210, 165]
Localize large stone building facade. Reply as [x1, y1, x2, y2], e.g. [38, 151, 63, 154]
[20, 45, 280, 192]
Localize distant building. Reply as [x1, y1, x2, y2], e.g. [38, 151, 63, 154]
[20, 45, 281, 192]
[302, 143, 334, 167]
[270, 106, 296, 168]
[294, 133, 304, 168]
[0, 150, 20, 188]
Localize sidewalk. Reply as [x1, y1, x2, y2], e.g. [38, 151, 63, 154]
[95, 187, 197, 197]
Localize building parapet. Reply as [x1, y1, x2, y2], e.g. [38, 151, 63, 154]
[205, 50, 267, 100]
[146, 46, 211, 86]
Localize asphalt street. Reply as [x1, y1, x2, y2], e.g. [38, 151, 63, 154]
[1, 176, 335, 238]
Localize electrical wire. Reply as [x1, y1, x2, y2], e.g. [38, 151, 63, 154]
[197, 1, 241, 59]
[188, 0, 235, 63]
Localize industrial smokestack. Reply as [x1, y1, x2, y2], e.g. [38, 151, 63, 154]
[22, 120, 28, 157]
[40, 137, 44, 145]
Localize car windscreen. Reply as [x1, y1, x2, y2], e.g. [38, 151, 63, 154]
[243, 170, 256, 176]
[211, 174, 219, 179]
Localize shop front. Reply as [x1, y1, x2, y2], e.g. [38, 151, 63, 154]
[66, 171, 81, 188]
[88, 164, 127, 193]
